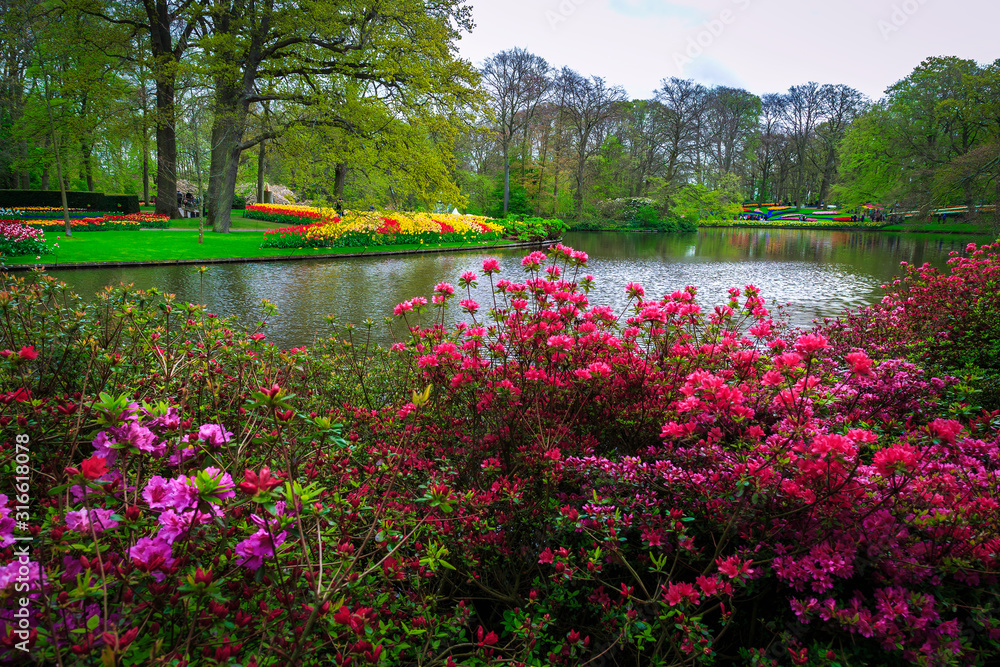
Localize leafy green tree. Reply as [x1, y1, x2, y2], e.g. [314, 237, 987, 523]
[200, 0, 479, 232]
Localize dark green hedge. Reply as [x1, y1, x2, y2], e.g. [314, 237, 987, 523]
[0, 190, 140, 214]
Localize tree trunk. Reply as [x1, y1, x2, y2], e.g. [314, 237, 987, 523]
[81, 140, 94, 191]
[207, 116, 240, 233]
[142, 147, 150, 204]
[334, 162, 347, 199]
[256, 138, 266, 204]
[41, 162, 49, 191]
[536, 122, 549, 207]
[19, 140, 29, 189]
[817, 145, 836, 204]
[207, 81, 248, 233]
[154, 77, 179, 219]
[502, 146, 510, 216]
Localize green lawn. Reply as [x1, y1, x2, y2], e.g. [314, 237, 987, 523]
[878, 221, 993, 234]
[146, 211, 286, 231]
[3, 228, 520, 266]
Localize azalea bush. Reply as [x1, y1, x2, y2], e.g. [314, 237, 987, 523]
[823, 243, 1000, 409]
[1, 244, 999, 665]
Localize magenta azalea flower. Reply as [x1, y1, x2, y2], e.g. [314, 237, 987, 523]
[129, 536, 174, 580]
[235, 528, 287, 570]
[156, 509, 211, 544]
[65, 508, 119, 534]
[0, 495, 15, 548]
[142, 476, 172, 510]
[198, 423, 233, 448]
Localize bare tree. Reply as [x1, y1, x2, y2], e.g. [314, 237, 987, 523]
[480, 47, 550, 216]
[557, 67, 627, 218]
[754, 93, 786, 201]
[812, 84, 868, 203]
[703, 86, 761, 182]
[654, 77, 706, 190]
[782, 81, 824, 203]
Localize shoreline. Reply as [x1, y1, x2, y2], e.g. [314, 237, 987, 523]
[2, 238, 552, 272]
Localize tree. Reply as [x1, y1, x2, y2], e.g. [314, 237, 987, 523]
[837, 57, 988, 218]
[199, 0, 479, 233]
[654, 77, 706, 190]
[702, 86, 761, 185]
[65, 0, 202, 218]
[812, 84, 867, 203]
[0, 0, 33, 188]
[782, 81, 824, 203]
[557, 67, 627, 218]
[477, 48, 550, 217]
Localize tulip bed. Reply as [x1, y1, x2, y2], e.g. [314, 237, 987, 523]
[254, 206, 508, 249]
[1, 244, 999, 665]
[0, 221, 49, 257]
[13, 212, 171, 232]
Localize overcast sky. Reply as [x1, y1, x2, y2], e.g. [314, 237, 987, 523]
[455, 0, 1000, 101]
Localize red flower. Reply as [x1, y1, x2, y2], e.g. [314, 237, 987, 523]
[239, 467, 283, 495]
[80, 456, 107, 480]
[18, 345, 38, 360]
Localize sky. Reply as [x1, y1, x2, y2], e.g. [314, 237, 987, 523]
[455, 0, 1000, 102]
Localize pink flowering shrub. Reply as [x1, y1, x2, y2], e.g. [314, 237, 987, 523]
[1, 245, 999, 665]
[823, 243, 1000, 409]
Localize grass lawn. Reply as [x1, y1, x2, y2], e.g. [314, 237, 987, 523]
[3, 228, 522, 266]
[879, 221, 994, 234]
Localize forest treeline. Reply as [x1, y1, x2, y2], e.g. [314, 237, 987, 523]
[1, 0, 998, 231]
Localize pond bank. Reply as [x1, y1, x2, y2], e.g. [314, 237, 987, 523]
[4, 236, 550, 272]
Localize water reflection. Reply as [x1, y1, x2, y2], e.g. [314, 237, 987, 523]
[41, 229, 986, 350]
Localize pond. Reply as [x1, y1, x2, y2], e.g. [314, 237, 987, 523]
[42, 229, 988, 350]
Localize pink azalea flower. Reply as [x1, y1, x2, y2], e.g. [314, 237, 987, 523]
[235, 528, 287, 570]
[663, 581, 700, 606]
[121, 421, 160, 454]
[65, 508, 119, 534]
[157, 509, 211, 544]
[794, 333, 829, 354]
[142, 476, 172, 510]
[167, 476, 200, 511]
[845, 351, 873, 376]
[198, 423, 233, 448]
[129, 536, 174, 580]
[873, 444, 920, 476]
[696, 575, 720, 596]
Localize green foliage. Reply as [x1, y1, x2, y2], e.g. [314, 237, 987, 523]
[669, 175, 743, 222]
[488, 180, 532, 218]
[502, 216, 568, 241]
